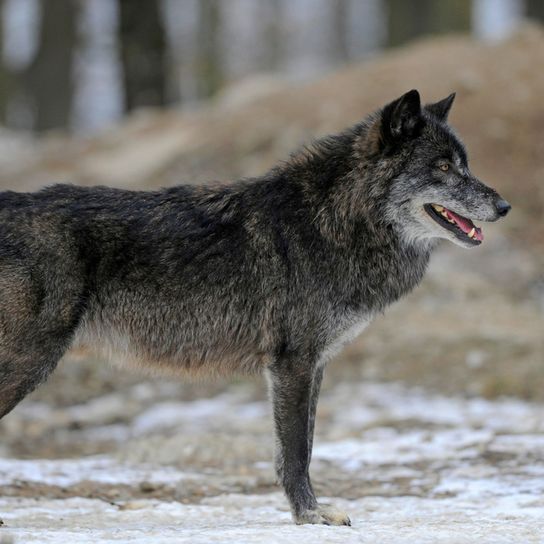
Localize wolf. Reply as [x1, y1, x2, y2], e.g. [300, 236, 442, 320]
[0, 89, 510, 525]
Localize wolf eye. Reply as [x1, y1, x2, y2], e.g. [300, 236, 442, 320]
[438, 163, 449, 172]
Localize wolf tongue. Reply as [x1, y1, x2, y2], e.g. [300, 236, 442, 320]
[445, 209, 472, 232]
[445, 209, 484, 241]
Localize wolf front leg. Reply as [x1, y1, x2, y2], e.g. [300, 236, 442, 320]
[268, 359, 351, 526]
[307, 365, 323, 463]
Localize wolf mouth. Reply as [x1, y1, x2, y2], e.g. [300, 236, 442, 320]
[424, 203, 483, 245]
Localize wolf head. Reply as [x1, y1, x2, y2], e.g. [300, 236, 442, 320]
[362, 89, 510, 248]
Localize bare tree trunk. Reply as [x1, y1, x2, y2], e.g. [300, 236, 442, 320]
[23, 0, 78, 132]
[257, 0, 282, 71]
[386, 0, 471, 47]
[330, 0, 349, 62]
[526, 0, 544, 22]
[196, 0, 222, 99]
[118, 0, 168, 112]
[430, 0, 472, 35]
[0, 0, 12, 124]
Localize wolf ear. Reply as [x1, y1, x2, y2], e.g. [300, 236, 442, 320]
[425, 92, 456, 122]
[379, 89, 423, 151]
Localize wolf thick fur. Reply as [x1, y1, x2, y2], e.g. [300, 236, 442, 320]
[0, 90, 509, 525]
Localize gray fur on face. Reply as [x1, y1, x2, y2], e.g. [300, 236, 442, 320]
[0, 90, 510, 525]
[381, 104, 505, 248]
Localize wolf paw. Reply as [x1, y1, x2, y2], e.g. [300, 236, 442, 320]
[295, 503, 351, 526]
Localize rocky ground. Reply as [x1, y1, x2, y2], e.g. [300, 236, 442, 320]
[0, 27, 543, 543]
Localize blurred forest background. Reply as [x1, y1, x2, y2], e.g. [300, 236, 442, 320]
[0, 0, 543, 134]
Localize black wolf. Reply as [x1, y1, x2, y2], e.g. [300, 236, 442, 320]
[0, 90, 509, 525]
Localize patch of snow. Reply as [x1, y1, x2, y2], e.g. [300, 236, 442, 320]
[313, 428, 492, 469]
[2, 382, 544, 542]
[0, 456, 197, 487]
[132, 394, 267, 435]
[1, 492, 543, 544]
[331, 382, 544, 433]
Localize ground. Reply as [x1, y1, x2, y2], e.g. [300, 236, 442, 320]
[2, 380, 544, 543]
[1, 28, 544, 544]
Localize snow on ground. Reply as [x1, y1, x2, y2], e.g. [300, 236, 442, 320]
[1, 382, 544, 543]
[2, 492, 543, 544]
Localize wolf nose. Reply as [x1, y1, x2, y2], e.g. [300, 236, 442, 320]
[496, 199, 511, 217]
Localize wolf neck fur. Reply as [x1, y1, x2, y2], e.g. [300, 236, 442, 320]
[273, 125, 434, 313]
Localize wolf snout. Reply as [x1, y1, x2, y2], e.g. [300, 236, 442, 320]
[495, 198, 511, 218]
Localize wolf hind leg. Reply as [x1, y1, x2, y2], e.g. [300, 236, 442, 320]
[0, 341, 69, 419]
[0, 260, 82, 419]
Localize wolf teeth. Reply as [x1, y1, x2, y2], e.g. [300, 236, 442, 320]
[439, 209, 454, 222]
[431, 204, 457, 225]
[468, 228, 476, 239]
